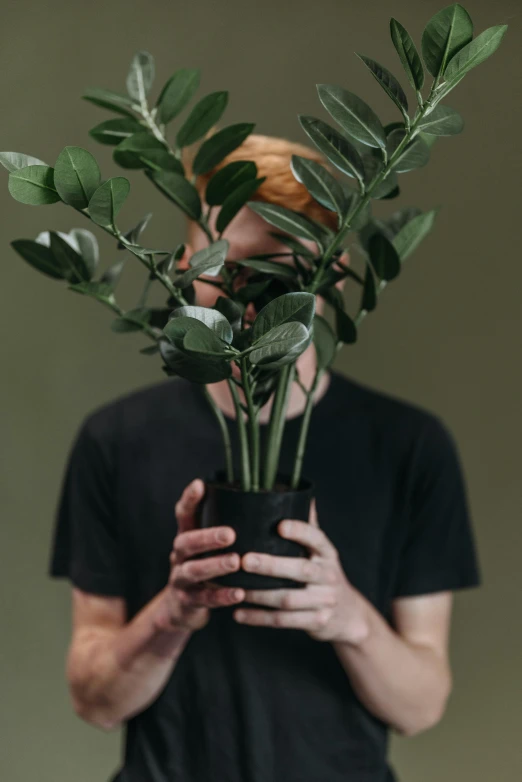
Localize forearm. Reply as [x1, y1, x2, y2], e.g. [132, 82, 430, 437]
[332, 590, 452, 736]
[67, 586, 192, 729]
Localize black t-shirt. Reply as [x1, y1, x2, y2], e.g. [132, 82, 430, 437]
[49, 370, 481, 782]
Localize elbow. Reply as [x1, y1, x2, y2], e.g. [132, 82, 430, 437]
[397, 673, 453, 738]
[69, 685, 123, 732]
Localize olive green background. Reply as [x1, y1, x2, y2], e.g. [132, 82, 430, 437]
[1, 1, 520, 780]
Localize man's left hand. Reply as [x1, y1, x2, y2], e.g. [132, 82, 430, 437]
[233, 501, 370, 644]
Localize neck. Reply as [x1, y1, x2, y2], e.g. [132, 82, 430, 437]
[206, 344, 331, 423]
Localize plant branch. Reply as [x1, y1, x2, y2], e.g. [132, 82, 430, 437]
[203, 386, 234, 484]
[227, 377, 251, 491]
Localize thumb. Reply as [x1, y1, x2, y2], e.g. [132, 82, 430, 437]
[175, 478, 205, 532]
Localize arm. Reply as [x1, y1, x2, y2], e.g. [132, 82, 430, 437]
[233, 502, 453, 737]
[66, 479, 245, 730]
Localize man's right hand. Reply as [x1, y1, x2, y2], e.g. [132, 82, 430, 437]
[158, 478, 245, 632]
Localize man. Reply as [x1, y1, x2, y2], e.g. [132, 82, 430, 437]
[49, 134, 481, 782]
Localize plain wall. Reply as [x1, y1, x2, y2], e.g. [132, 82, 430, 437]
[1, 1, 520, 780]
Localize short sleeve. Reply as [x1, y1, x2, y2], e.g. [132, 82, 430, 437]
[48, 413, 125, 596]
[392, 415, 482, 598]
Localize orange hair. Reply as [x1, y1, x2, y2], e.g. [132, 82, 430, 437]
[184, 133, 339, 231]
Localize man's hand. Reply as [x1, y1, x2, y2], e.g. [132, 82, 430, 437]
[233, 500, 369, 644]
[157, 479, 246, 632]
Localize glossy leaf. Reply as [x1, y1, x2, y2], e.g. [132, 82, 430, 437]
[235, 259, 297, 280]
[10, 239, 64, 279]
[88, 177, 130, 227]
[176, 91, 228, 148]
[361, 262, 377, 311]
[205, 160, 257, 206]
[50, 231, 91, 283]
[317, 84, 387, 150]
[111, 307, 152, 333]
[118, 212, 153, 247]
[0, 152, 47, 172]
[146, 170, 201, 220]
[298, 116, 365, 184]
[290, 155, 346, 217]
[384, 207, 423, 237]
[247, 201, 325, 246]
[312, 314, 337, 370]
[388, 130, 430, 172]
[171, 305, 233, 343]
[372, 171, 399, 199]
[216, 177, 265, 234]
[421, 4, 473, 78]
[356, 54, 408, 116]
[417, 104, 464, 135]
[368, 233, 401, 281]
[54, 146, 101, 208]
[113, 132, 166, 169]
[159, 337, 231, 383]
[214, 297, 242, 335]
[68, 228, 99, 278]
[335, 308, 357, 344]
[392, 209, 438, 260]
[390, 19, 425, 91]
[175, 239, 228, 287]
[156, 68, 200, 124]
[252, 292, 315, 340]
[8, 165, 60, 205]
[89, 117, 144, 146]
[183, 326, 230, 357]
[100, 259, 125, 289]
[442, 25, 508, 91]
[192, 123, 255, 175]
[267, 232, 316, 260]
[82, 87, 137, 118]
[249, 322, 310, 367]
[126, 50, 155, 102]
[68, 280, 115, 301]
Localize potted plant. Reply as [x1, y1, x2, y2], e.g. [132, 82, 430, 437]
[2, 4, 507, 590]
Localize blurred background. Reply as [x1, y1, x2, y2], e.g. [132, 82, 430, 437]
[1, 0, 520, 780]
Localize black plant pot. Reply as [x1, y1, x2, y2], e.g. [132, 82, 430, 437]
[194, 473, 315, 590]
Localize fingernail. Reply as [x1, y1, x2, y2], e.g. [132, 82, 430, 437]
[245, 554, 260, 570]
[227, 554, 237, 568]
[217, 530, 229, 543]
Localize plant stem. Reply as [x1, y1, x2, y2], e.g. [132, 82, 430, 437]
[240, 359, 260, 491]
[291, 367, 324, 489]
[263, 364, 295, 490]
[203, 386, 234, 484]
[227, 377, 251, 491]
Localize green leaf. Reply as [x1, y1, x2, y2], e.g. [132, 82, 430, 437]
[205, 160, 257, 206]
[290, 155, 346, 218]
[214, 297, 243, 336]
[146, 170, 201, 220]
[0, 152, 47, 172]
[235, 259, 297, 280]
[392, 209, 438, 260]
[112, 132, 166, 169]
[88, 117, 144, 146]
[10, 239, 64, 279]
[156, 68, 200, 124]
[371, 171, 399, 199]
[249, 322, 310, 368]
[50, 231, 91, 283]
[54, 146, 101, 208]
[8, 165, 60, 205]
[175, 239, 228, 287]
[82, 87, 137, 118]
[368, 233, 401, 281]
[140, 344, 160, 356]
[390, 19, 425, 91]
[419, 132, 439, 149]
[252, 291, 315, 340]
[183, 326, 230, 357]
[136, 149, 184, 174]
[176, 91, 228, 148]
[100, 259, 125, 289]
[171, 305, 233, 343]
[421, 3, 473, 79]
[68, 280, 115, 301]
[361, 262, 377, 311]
[298, 116, 365, 185]
[267, 232, 316, 260]
[355, 54, 409, 116]
[216, 176, 265, 234]
[335, 308, 357, 344]
[111, 307, 152, 333]
[126, 50, 155, 102]
[192, 123, 255, 175]
[388, 130, 430, 172]
[119, 212, 153, 247]
[417, 104, 464, 135]
[247, 201, 325, 246]
[442, 25, 508, 92]
[68, 229, 99, 278]
[317, 84, 387, 150]
[88, 177, 130, 227]
[384, 207, 423, 237]
[159, 337, 231, 383]
[312, 314, 337, 370]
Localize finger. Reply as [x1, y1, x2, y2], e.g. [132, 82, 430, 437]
[308, 498, 319, 527]
[173, 552, 241, 587]
[234, 607, 331, 630]
[243, 584, 336, 610]
[175, 479, 205, 532]
[174, 526, 236, 560]
[241, 552, 324, 583]
[277, 518, 336, 558]
[180, 585, 245, 608]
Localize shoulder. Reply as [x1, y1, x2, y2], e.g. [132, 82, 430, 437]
[80, 377, 196, 444]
